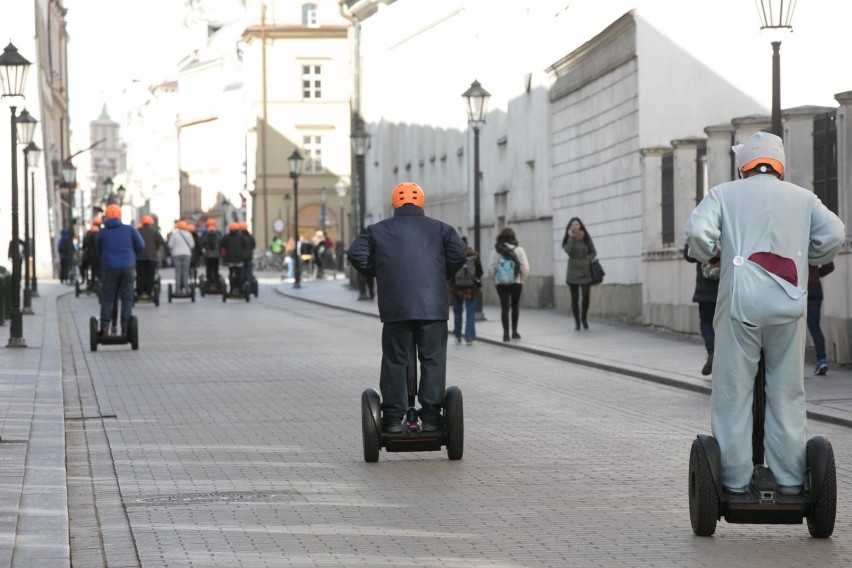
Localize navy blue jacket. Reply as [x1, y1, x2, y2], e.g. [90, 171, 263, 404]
[348, 204, 467, 322]
[97, 219, 144, 271]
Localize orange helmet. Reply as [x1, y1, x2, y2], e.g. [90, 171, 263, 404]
[141, 215, 154, 226]
[105, 204, 121, 220]
[176, 220, 187, 230]
[239, 222, 248, 231]
[186, 224, 196, 232]
[228, 222, 240, 232]
[391, 182, 425, 209]
[206, 218, 216, 227]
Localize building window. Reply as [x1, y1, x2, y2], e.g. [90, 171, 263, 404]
[303, 4, 319, 28]
[661, 152, 674, 245]
[302, 65, 322, 99]
[695, 142, 708, 205]
[303, 136, 323, 173]
[813, 111, 838, 214]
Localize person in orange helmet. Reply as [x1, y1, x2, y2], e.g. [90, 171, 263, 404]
[220, 221, 248, 291]
[167, 220, 195, 294]
[201, 219, 223, 288]
[239, 221, 255, 286]
[136, 215, 164, 298]
[80, 220, 101, 289]
[96, 204, 144, 335]
[348, 182, 467, 433]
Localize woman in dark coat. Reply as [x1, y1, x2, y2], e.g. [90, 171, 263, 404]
[562, 217, 596, 330]
[683, 242, 719, 375]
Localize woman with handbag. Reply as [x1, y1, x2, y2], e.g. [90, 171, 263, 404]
[562, 217, 596, 330]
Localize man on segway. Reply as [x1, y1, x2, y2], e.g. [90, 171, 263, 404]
[136, 215, 164, 298]
[685, 132, 844, 497]
[201, 218, 222, 290]
[348, 182, 467, 433]
[220, 222, 247, 293]
[97, 204, 144, 336]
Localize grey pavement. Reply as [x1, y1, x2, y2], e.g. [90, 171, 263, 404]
[279, 276, 852, 428]
[0, 273, 850, 566]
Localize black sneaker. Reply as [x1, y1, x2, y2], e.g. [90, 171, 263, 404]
[381, 416, 402, 434]
[421, 418, 443, 432]
[503, 333, 510, 342]
[512, 331, 521, 339]
[701, 353, 713, 376]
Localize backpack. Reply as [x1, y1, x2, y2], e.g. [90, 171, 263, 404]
[454, 256, 477, 287]
[495, 257, 517, 285]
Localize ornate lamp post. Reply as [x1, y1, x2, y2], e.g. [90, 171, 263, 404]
[755, 0, 796, 139]
[350, 120, 371, 300]
[0, 42, 32, 348]
[18, 110, 38, 315]
[61, 161, 77, 234]
[335, 179, 348, 273]
[288, 149, 303, 289]
[26, 142, 41, 297]
[462, 79, 491, 319]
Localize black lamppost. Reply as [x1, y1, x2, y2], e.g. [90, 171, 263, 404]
[288, 149, 303, 289]
[335, 180, 347, 273]
[18, 110, 38, 315]
[61, 161, 77, 232]
[0, 42, 32, 348]
[755, 0, 796, 139]
[26, 142, 41, 297]
[350, 120, 371, 300]
[462, 79, 491, 320]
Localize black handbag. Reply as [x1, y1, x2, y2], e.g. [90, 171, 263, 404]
[590, 259, 605, 285]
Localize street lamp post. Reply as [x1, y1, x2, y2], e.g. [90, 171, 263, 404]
[462, 79, 491, 320]
[61, 161, 77, 230]
[335, 179, 348, 274]
[18, 111, 38, 315]
[0, 42, 32, 348]
[320, 187, 327, 235]
[288, 150, 303, 289]
[26, 142, 41, 297]
[755, 0, 796, 139]
[350, 120, 371, 300]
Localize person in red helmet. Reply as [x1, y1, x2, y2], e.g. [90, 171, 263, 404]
[97, 204, 144, 335]
[136, 215, 164, 298]
[348, 182, 467, 433]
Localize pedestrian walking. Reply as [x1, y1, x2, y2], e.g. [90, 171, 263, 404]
[96, 204, 144, 335]
[683, 242, 719, 375]
[807, 262, 835, 376]
[450, 238, 483, 346]
[348, 182, 467, 433]
[562, 217, 596, 330]
[487, 227, 530, 342]
[685, 131, 845, 496]
[58, 228, 73, 283]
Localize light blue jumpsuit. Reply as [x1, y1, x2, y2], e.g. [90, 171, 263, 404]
[685, 169, 844, 491]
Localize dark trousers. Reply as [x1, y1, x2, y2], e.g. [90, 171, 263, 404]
[380, 320, 448, 420]
[452, 294, 476, 341]
[698, 302, 716, 355]
[242, 259, 254, 283]
[807, 296, 826, 360]
[136, 260, 157, 295]
[60, 258, 71, 283]
[496, 283, 523, 334]
[568, 283, 591, 326]
[205, 257, 219, 283]
[100, 267, 135, 330]
[228, 263, 243, 290]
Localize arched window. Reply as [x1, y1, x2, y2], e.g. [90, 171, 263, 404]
[302, 3, 319, 28]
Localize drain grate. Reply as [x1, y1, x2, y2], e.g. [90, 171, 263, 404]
[129, 490, 303, 506]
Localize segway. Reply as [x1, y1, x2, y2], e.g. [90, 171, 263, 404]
[75, 278, 100, 298]
[198, 273, 225, 297]
[89, 315, 139, 352]
[167, 281, 195, 303]
[360, 340, 463, 462]
[135, 276, 161, 307]
[689, 354, 836, 537]
[222, 265, 251, 303]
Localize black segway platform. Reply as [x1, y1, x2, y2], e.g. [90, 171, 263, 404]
[198, 274, 225, 297]
[222, 280, 251, 303]
[167, 282, 195, 303]
[135, 278, 161, 307]
[689, 355, 836, 537]
[360, 341, 463, 462]
[75, 279, 100, 298]
[89, 315, 139, 352]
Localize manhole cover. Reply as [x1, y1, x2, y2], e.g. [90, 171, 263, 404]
[130, 490, 302, 506]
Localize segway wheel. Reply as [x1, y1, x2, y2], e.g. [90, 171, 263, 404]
[361, 389, 381, 463]
[444, 386, 464, 460]
[129, 316, 139, 350]
[190, 286, 196, 303]
[89, 317, 98, 352]
[75, 280, 80, 297]
[243, 282, 251, 303]
[200, 276, 206, 297]
[807, 440, 836, 538]
[252, 278, 258, 297]
[222, 288, 228, 303]
[689, 438, 719, 536]
[168, 283, 173, 303]
[153, 286, 160, 307]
